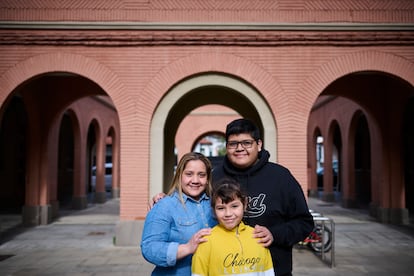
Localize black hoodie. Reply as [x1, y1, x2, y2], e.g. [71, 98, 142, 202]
[212, 150, 314, 276]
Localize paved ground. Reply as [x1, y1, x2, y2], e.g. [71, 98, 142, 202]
[0, 197, 413, 275]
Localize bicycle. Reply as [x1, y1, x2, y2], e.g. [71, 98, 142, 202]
[297, 223, 332, 253]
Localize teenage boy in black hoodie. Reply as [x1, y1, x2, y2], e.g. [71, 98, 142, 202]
[212, 118, 314, 276]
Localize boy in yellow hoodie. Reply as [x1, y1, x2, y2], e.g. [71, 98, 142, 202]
[192, 179, 274, 276]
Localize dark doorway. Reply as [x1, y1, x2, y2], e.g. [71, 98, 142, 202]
[57, 113, 74, 208]
[0, 96, 27, 212]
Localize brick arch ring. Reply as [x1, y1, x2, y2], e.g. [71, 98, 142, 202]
[298, 50, 414, 106]
[0, 52, 131, 121]
[149, 72, 277, 199]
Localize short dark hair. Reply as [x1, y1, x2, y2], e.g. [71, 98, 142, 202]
[211, 178, 247, 208]
[225, 118, 261, 142]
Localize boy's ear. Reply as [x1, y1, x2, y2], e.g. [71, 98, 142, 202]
[257, 139, 263, 151]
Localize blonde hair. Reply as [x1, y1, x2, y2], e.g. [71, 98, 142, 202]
[167, 152, 213, 205]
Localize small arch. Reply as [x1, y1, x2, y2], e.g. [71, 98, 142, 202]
[192, 131, 227, 171]
[318, 119, 341, 202]
[308, 127, 323, 196]
[191, 131, 226, 155]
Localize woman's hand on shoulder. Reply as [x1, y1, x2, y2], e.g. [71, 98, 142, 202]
[177, 228, 212, 260]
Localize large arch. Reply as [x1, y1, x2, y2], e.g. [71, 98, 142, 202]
[299, 51, 414, 111]
[140, 52, 288, 202]
[286, 51, 414, 192]
[149, 73, 276, 199]
[0, 53, 129, 110]
[301, 51, 414, 222]
[0, 54, 131, 188]
[300, 51, 414, 145]
[0, 54, 125, 225]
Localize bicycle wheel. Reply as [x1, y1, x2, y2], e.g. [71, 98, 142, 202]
[309, 224, 332, 253]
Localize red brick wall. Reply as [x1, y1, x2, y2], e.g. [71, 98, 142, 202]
[0, 1, 413, 222]
[1, 0, 413, 23]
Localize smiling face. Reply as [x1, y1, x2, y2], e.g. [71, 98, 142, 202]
[226, 133, 262, 169]
[214, 197, 245, 231]
[180, 160, 208, 200]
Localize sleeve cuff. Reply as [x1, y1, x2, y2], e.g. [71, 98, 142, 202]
[166, 242, 179, 266]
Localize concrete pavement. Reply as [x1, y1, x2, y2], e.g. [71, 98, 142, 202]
[0, 197, 413, 275]
[293, 199, 414, 275]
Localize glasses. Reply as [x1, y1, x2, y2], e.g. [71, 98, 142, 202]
[226, 139, 256, 149]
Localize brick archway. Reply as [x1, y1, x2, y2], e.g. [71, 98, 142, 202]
[0, 53, 128, 224]
[149, 72, 277, 200]
[305, 51, 414, 223]
[304, 50, 414, 188]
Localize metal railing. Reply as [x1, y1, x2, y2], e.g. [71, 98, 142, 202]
[309, 210, 335, 267]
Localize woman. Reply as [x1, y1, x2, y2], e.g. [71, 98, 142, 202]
[141, 152, 217, 275]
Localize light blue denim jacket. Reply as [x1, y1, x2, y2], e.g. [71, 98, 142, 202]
[140, 190, 217, 275]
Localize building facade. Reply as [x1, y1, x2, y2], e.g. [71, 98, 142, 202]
[0, 1, 413, 245]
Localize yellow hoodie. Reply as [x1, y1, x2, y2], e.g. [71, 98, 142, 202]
[192, 222, 274, 276]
